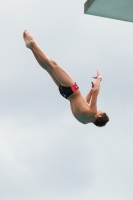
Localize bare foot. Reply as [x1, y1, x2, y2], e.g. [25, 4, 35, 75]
[23, 30, 35, 49]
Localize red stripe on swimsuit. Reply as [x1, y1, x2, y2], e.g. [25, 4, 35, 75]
[71, 82, 79, 92]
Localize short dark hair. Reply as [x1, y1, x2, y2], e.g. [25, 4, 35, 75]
[93, 112, 109, 127]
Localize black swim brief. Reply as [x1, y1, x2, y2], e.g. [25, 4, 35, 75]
[59, 82, 79, 99]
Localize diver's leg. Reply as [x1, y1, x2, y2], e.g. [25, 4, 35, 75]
[31, 49, 60, 87]
[23, 30, 75, 87]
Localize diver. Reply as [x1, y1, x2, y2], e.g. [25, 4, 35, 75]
[23, 30, 109, 127]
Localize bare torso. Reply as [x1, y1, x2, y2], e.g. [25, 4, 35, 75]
[68, 90, 95, 124]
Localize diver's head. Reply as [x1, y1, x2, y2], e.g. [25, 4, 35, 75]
[93, 110, 109, 127]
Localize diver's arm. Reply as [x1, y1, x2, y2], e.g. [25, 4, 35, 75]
[92, 76, 101, 93]
[86, 89, 92, 104]
[90, 77, 101, 110]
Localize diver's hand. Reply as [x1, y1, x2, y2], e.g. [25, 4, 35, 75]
[91, 82, 94, 88]
[92, 69, 102, 81]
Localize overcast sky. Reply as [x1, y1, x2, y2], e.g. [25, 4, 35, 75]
[0, 0, 133, 200]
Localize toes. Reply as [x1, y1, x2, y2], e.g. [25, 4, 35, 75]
[23, 30, 28, 35]
[23, 30, 29, 39]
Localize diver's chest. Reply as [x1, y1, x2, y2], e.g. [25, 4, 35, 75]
[70, 101, 90, 120]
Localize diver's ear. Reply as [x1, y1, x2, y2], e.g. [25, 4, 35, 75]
[98, 114, 102, 118]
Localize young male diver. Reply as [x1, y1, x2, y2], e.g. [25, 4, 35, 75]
[23, 30, 109, 127]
